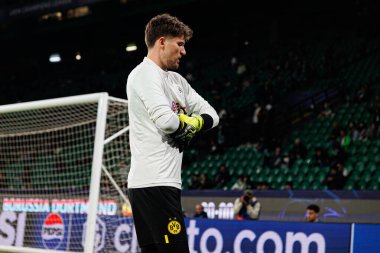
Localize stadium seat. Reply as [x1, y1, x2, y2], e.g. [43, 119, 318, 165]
[344, 181, 355, 190]
[305, 181, 314, 189]
[357, 180, 368, 190]
[368, 181, 379, 190]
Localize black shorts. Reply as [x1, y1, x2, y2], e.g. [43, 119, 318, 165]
[128, 186, 189, 252]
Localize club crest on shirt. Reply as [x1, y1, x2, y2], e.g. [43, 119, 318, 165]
[171, 101, 187, 115]
[167, 218, 181, 235]
[171, 101, 179, 113]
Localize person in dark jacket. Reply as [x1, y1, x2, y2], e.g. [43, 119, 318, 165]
[193, 204, 208, 219]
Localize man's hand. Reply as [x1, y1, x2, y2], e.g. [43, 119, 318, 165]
[240, 195, 251, 205]
[178, 114, 204, 133]
[173, 114, 204, 141]
[170, 114, 204, 152]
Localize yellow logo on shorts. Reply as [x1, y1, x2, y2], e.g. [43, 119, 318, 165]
[167, 220, 181, 234]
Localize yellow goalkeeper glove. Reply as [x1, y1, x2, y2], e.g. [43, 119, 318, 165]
[178, 114, 204, 132]
[170, 114, 204, 152]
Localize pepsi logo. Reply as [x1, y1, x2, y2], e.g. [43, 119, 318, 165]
[41, 213, 65, 250]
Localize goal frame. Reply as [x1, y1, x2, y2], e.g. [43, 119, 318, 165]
[0, 92, 119, 253]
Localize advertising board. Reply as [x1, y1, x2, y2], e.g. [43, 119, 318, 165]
[31, 213, 352, 253]
[0, 211, 26, 247]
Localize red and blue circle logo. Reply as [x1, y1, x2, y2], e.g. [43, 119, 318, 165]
[41, 213, 65, 249]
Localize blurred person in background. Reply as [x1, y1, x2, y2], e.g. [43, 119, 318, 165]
[311, 147, 330, 168]
[306, 204, 321, 223]
[264, 146, 289, 169]
[365, 121, 380, 139]
[289, 138, 307, 168]
[231, 175, 250, 190]
[214, 164, 231, 189]
[318, 102, 334, 118]
[193, 204, 208, 219]
[188, 174, 202, 189]
[251, 102, 263, 143]
[233, 189, 261, 220]
[199, 173, 213, 189]
[339, 129, 351, 152]
[324, 165, 346, 190]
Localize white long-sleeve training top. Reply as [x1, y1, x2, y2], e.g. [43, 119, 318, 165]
[126, 57, 219, 189]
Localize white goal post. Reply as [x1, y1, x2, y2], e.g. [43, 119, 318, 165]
[0, 93, 136, 253]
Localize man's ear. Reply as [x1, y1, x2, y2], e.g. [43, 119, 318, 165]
[158, 37, 165, 47]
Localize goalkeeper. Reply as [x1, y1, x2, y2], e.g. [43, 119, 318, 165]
[126, 13, 219, 253]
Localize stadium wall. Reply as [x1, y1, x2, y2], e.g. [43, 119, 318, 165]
[181, 190, 380, 223]
[1, 189, 380, 225]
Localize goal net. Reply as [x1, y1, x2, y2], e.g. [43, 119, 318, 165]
[0, 93, 138, 253]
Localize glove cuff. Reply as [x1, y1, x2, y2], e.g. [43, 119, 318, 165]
[194, 115, 204, 131]
[200, 113, 213, 132]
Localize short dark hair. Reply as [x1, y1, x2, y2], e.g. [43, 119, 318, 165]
[243, 189, 254, 198]
[145, 13, 193, 48]
[307, 204, 320, 213]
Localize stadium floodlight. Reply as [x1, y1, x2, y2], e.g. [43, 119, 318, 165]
[0, 93, 137, 253]
[49, 53, 61, 63]
[75, 52, 81, 60]
[125, 43, 137, 52]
